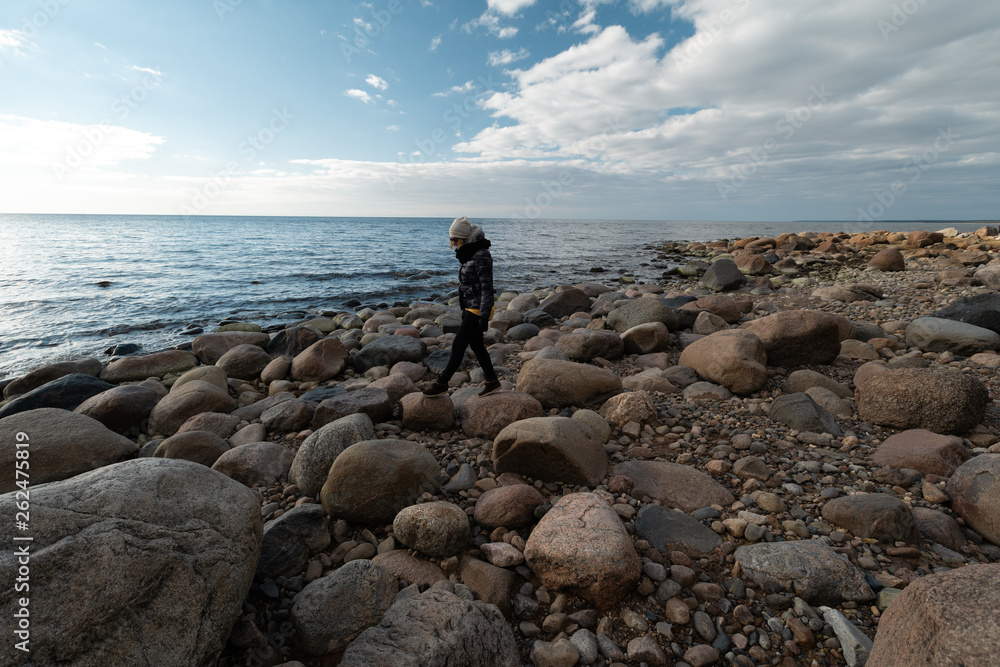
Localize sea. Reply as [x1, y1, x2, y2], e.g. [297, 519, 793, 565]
[0, 215, 988, 378]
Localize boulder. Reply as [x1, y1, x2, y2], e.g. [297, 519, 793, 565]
[176, 412, 242, 439]
[370, 551, 447, 587]
[856, 367, 989, 434]
[621, 368, 679, 394]
[821, 494, 920, 544]
[634, 504, 722, 555]
[172, 365, 228, 393]
[153, 430, 230, 468]
[192, 331, 271, 365]
[867, 247, 905, 271]
[289, 413, 375, 497]
[216, 344, 273, 381]
[0, 373, 115, 419]
[734, 541, 874, 604]
[368, 373, 416, 403]
[74, 384, 161, 435]
[611, 460, 734, 512]
[260, 398, 317, 432]
[459, 556, 518, 618]
[782, 369, 852, 398]
[354, 336, 427, 373]
[621, 322, 671, 355]
[311, 387, 393, 430]
[473, 484, 546, 530]
[339, 588, 520, 667]
[744, 310, 842, 367]
[555, 330, 624, 362]
[691, 294, 745, 323]
[393, 501, 471, 559]
[321, 439, 441, 524]
[769, 393, 843, 437]
[805, 386, 853, 419]
[459, 391, 544, 440]
[291, 559, 398, 657]
[540, 288, 592, 318]
[493, 417, 608, 486]
[256, 504, 330, 580]
[599, 390, 656, 427]
[905, 317, 1000, 355]
[947, 454, 1000, 545]
[872, 429, 970, 477]
[701, 258, 745, 291]
[516, 358, 622, 409]
[907, 230, 943, 247]
[572, 408, 611, 442]
[524, 493, 641, 609]
[147, 379, 237, 437]
[267, 326, 320, 357]
[99, 349, 198, 383]
[911, 507, 966, 551]
[678, 329, 767, 395]
[0, 408, 138, 494]
[606, 298, 678, 333]
[291, 338, 349, 382]
[0, 458, 261, 666]
[211, 441, 294, 488]
[400, 392, 455, 431]
[867, 564, 1000, 667]
[3, 358, 103, 398]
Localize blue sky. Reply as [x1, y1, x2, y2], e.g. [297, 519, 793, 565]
[1, 0, 998, 221]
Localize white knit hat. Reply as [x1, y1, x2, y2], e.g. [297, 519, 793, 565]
[449, 216, 473, 239]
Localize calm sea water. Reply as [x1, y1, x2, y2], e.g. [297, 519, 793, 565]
[0, 215, 985, 378]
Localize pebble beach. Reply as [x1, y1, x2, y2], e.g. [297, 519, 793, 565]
[3, 225, 1000, 667]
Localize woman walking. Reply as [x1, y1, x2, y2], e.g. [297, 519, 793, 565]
[423, 217, 502, 397]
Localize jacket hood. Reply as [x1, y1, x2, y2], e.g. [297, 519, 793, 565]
[456, 238, 491, 262]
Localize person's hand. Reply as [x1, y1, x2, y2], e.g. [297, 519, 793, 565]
[479, 315, 490, 332]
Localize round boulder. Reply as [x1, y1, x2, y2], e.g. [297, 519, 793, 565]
[74, 384, 161, 435]
[473, 483, 546, 530]
[392, 501, 471, 559]
[679, 329, 767, 395]
[400, 392, 455, 431]
[211, 441, 294, 488]
[154, 430, 231, 468]
[321, 439, 442, 524]
[946, 454, 1000, 546]
[516, 358, 622, 409]
[291, 338, 349, 383]
[216, 344, 273, 381]
[459, 391, 544, 440]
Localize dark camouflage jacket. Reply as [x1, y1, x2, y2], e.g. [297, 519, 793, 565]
[456, 239, 494, 315]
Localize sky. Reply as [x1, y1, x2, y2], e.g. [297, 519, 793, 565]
[0, 0, 997, 222]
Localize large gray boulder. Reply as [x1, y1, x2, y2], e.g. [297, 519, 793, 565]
[99, 349, 198, 383]
[905, 317, 1000, 356]
[0, 408, 138, 494]
[321, 440, 441, 524]
[74, 384, 161, 436]
[868, 564, 1000, 667]
[148, 380, 237, 437]
[493, 417, 608, 486]
[678, 329, 767, 395]
[555, 330, 624, 362]
[0, 458, 261, 666]
[856, 367, 989, 435]
[734, 541, 874, 604]
[353, 336, 427, 373]
[340, 587, 520, 667]
[947, 454, 1000, 546]
[291, 559, 398, 657]
[606, 298, 679, 333]
[289, 413, 376, 496]
[611, 460, 734, 512]
[516, 358, 622, 409]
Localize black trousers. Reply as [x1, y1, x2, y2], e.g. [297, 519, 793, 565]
[439, 310, 497, 382]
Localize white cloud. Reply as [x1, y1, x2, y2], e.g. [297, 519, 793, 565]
[488, 48, 530, 66]
[344, 89, 373, 103]
[0, 29, 31, 57]
[429, 35, 442, 51]
[130, 65, 163, 77]
[487, 0, 536, 16]
[387, 124, 401, 131]
[432, 80, 478, 98]
[464, 11, 519, 39]
[365, 74, 388, 90]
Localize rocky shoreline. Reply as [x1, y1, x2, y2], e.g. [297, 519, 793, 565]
[3, 226, 1000, 667]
